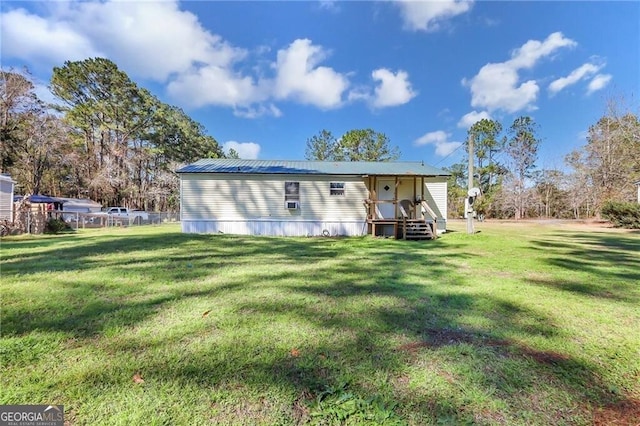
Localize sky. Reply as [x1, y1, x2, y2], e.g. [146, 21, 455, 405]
[1, 0, 638, 170]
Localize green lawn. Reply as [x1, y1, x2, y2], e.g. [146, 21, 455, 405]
[1, 221, 638, 425]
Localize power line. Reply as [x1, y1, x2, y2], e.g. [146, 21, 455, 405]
[433, 142, 466, 166]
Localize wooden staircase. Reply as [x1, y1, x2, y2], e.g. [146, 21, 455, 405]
[396, 201, 437, 240]
[401, 219, 435, 240]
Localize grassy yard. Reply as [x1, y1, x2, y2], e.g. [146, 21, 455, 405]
[1, 221, 638, 425]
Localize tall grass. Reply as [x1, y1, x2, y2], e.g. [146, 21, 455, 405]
[1, 221, 638, 425]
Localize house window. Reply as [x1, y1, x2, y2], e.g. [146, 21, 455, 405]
[330, 182, 345, 196]
[285, 181, 300, 201]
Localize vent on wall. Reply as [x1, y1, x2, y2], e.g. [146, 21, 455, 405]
[285, 201, 299, 209]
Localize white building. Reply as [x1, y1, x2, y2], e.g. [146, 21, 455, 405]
[177, 159, 449, 239]
[60, 198, 103, 213]
[0, 174, 15, 222]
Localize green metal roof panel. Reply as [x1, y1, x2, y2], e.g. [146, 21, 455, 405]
[177, 159, 449, 176]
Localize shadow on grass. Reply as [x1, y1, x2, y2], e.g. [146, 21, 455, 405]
[2, 229, 636, 424]
[528, 231, 640, 303]
[1, 232, 352, 338]
[2, 283, 242, 337]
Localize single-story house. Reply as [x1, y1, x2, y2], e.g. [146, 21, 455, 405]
[58, 197, 104, 224]
[0, 174, 15, 222]
[12, 194, 66, 234]
[13, 195, 102, 213]
[14, 194, 65, 210]
[59, 197, 103, 213]
[177, 159, 450, 239]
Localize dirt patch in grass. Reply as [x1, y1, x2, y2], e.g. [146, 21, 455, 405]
[398, 328, 500, 352]
[397, 341, 431, 353]
[473, 408, 508, 425]
[4, 223, 638, 425]
[592, 398, 640, 426]
[401, 328, 478, 349]
[399, 328, 570, 366]
[399, 329, 640, 423]
[518, 346, 571, 365]
[209, 397, 290, 424]
[467, 218, 638, 234]
[291, 391, 312, 425]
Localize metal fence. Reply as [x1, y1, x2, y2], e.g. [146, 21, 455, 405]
[1, 210, 180, 235]
[61, 211, 180, 230]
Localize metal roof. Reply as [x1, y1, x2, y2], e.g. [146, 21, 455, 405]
[59, 197, 102, 208]
[14, 195, 66, 203]
[177, 159, 449, 176]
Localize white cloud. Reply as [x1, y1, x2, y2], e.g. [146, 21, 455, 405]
[577, 130, 589, 141]
[347, 69, 417, 108]
[1, 1, 244, 82]
[223, 141, 261, 159]
[507, 32, 576, 68]
[463, 32, 576, 113]
[169, 38, 351, 113]
[548, 62, 604, 95]
[457, 110, 491, 128]
[272, 39, 349, 109]
[371, 68, 417, 108]
[167, 65, 266, 108]
[463, 62, 539, 113]
[414, 130, 462, 157]
[33, 82, 64, 111]
[587, 74, 612, 95]
[0, 2, 410, 117]
[233, 104, 282, 119]
[395, 0, 474, 32]
[482, 17, 500, 27]
[318, 0, 340, 13]
[0, 8, 100, 63]
[438, 108, 451, 118]
[73, 0, 245, 82]
[347, 86, 371, 103]
[2, 3, 349, 113]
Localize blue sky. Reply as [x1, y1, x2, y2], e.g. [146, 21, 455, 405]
[1, 1, 638, 169]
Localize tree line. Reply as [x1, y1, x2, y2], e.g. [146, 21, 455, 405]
[304, 101, 639, 221]
[445, 100, 640, 220]
[304, 129, 400, 162]
[1, 58, 225, 211]
[2, 57, 637, 218]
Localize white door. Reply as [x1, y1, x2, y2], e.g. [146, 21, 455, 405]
[376, 179, 395, 219]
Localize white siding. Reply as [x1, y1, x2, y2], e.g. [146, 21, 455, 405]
[181, 174, 369, 236]
[424, 178, 447, 218]
[182, 220, 366, 237]
[424, 178, 448, 233]
[0, 175, 14, 222]
[388, 176, 447, 222]
[180, 173, 448, 236]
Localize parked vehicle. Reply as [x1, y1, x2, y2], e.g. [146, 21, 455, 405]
[105, 207, 149, 224]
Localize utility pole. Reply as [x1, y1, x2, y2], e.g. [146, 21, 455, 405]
[467, 134, 474, 234]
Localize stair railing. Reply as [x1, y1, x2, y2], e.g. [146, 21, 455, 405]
[398, 202, 410, 239]
[420, 200, 438, 239]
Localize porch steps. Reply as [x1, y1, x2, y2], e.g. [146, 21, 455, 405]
[402, 219, 435, 240]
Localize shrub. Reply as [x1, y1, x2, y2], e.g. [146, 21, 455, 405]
[309, 383, 404, 425]
[45, 218, 72, 234]
[601, 201, 640, 229]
